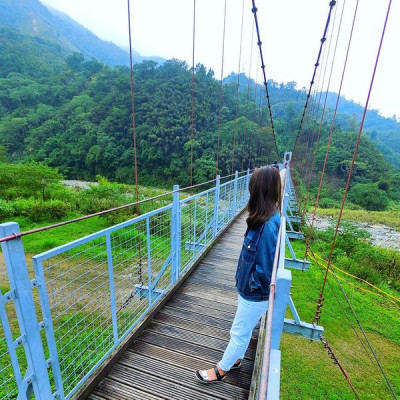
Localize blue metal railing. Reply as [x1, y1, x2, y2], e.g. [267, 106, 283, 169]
[253, 152, 324, 400]
[0, 171, 250, 400]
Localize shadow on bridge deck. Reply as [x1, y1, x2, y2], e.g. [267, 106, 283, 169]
[87, 213, 255, 400]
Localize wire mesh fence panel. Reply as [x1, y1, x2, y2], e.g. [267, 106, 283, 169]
[218, 180, 236, 233]
[30, 205, 174, 398]
[111, 218, 149, 339]
[237, 175, 249, 209]
[0, 296, 23, 400]
[146, 209, 173, 302]
[37, 235, 113, 398]
[0, 228, 53, 400]
[180, 188, 216, 274]
[0, 173, 251, 399]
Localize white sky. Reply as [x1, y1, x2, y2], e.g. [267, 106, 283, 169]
[41, 0, 399, 119]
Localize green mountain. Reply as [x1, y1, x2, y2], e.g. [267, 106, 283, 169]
[0, 0, 164, 66]
[223, 73, 400, 169]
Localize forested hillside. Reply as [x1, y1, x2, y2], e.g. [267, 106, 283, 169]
[0, 19, 399, 209]
[224, 73, 400, 168]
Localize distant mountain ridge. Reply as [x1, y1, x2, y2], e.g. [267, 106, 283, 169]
[0, 0, 165, 66]
[223, 72, 400, 168]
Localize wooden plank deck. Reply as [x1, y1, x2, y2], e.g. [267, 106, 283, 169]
[87, 213, 257, 400]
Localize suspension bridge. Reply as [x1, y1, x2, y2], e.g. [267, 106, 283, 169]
[0, 0, 397, 398]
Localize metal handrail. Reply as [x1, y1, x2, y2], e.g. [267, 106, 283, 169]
[257, 166, 289, 399]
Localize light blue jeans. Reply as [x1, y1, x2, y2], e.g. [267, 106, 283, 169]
[219, 294, 269, 372]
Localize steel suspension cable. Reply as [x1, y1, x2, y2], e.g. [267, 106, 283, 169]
[231, 0, 245, 174]
[293, 12, 330, 179]
[190, 0, 196, 189]
[241, 20, 256, 171]
[251, 0, 278, 157]
[305, 0, 360, 257]
[292, 0, 336, 156]
[309, 248, 383, 375]
[288, 187, 388, 382]
[301, 0, 341, 208]
[313, 1, 396, 396]
[304, 0, 346, 210]
[304, 27, 334, 173]
[248, 54, 260, 170]
[290, 187, 391, 377]
[215, 0, 227, 176]
[127, 0, 144, 284]
[320, 337, 360, 399]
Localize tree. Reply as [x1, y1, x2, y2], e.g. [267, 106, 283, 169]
[348, 183, 389, 211]
[0, 163, 63, 201]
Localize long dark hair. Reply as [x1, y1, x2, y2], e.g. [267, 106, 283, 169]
[246, 167, 281, 230]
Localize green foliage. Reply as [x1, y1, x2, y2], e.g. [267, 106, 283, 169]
[0, 199, 15, 220]
[348, 183, 389, 211]
[311, 225, 400, 291]
[12, 198, 69, 222]
[0, 163, 63, 201]
[77, 181, 132, 215]
[0, 53, 278, 184]
[0, 25, 398, 215]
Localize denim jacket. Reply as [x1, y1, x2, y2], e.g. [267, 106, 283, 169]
[235, 211, 281, 301]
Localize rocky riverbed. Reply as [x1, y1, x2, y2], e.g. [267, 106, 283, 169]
[311, 215, 400, 251]
[61, 180, 98, 189]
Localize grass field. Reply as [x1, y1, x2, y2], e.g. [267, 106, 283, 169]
[1, 187, 399, 398]
[281, 238, 400, 399]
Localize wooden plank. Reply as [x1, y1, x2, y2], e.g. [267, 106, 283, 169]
[249, 314, 267, 400]
[130, 339, 254, 375]
[160, 306, 234, 329]
[145, 321, 257, 352]
[91, 377, 163, 400]
[154, 313, 231, 341]
[156, 310, 259, 341]
[108, 363, 220, 400]
[164, 299, 236, 321]
[191, 267, 236, 281]
[172, 293, 238, 314]
[186, 275, 237, 292]
[138, 330, 256, 364]
[195, 263, 237, 274]
[181, 282, 238, 298]
[117, 351, 249, 399]
[179, 283, 238, 303]
[138, 330, 234, 361]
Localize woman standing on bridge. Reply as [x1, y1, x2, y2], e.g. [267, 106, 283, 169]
[196, 166, 281, 383]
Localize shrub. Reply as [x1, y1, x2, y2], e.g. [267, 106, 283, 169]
[0, 199, 15, 221]
[348, 183, 389, 211]
[12, 198, 68, 222]
[0, 162, 63, 201]
[318, 197, 341, 209]
[77, 180, 131, 215]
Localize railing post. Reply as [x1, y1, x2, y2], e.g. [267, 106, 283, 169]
[105, 232, 118, 345]
[271, 269, 292, 350]
[246, 168, 250, 192]
[0, 223, 53, 399]
[212, 175, 220, 238]
[282, 192, 289, 217]
[171, 185, 181, 283]
[233, 170, 239, 215]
